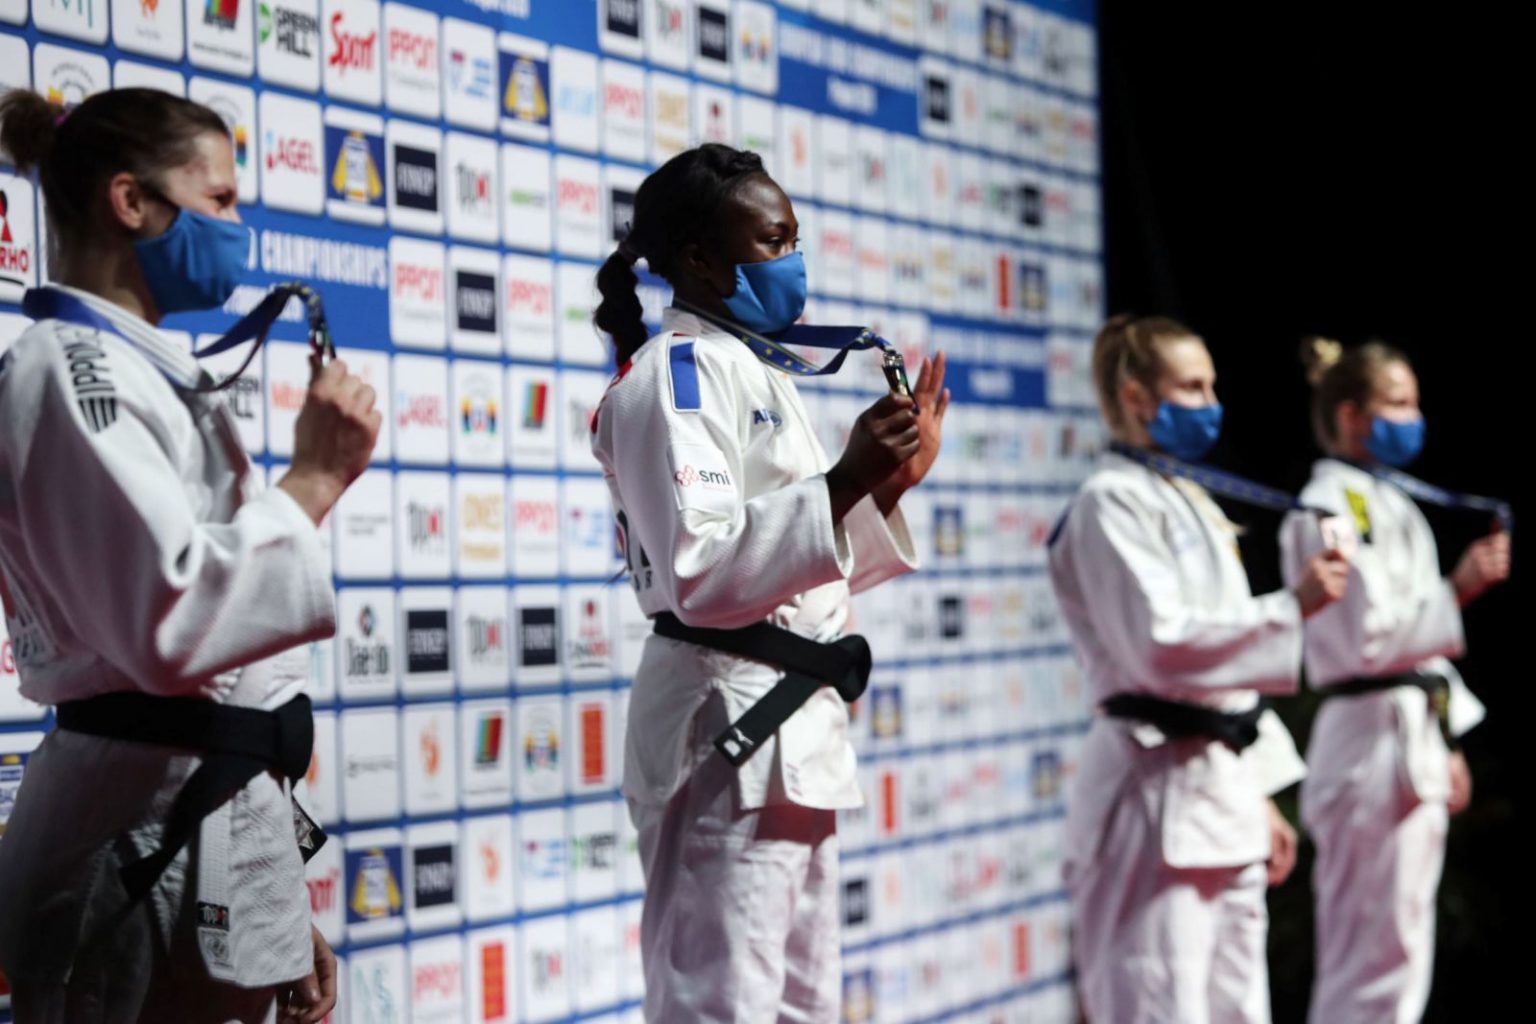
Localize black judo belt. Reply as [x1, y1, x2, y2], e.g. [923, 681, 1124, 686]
[54, 692, 324, 906]
[652, 612, 873, 767]
[1323, 671, 1456, 749]
[1101, 693, 1266, 752]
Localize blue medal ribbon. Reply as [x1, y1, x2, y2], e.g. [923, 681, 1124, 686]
[1049, 442, 1324, 549]
[1354, 462, 1513, 535]
[1108, 442, 1319, 514]
[674, 299, 890, 377]
[24, 282, 334, 393]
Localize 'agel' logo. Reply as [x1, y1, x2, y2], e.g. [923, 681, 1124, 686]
[266, 134, 320, 175]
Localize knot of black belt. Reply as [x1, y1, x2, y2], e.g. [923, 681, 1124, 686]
[54, 691, 316, 904]
[652, 612, 872, 767]
[1100, 693, 1267, 752]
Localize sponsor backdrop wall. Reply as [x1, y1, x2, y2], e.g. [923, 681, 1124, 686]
[0, 0, 1101, 1020]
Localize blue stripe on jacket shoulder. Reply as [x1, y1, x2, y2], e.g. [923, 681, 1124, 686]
[669, 338, 700, 412]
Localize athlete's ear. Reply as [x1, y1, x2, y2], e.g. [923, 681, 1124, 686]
[1119, 377, 1156, 428]
[677, 240, 734, 297]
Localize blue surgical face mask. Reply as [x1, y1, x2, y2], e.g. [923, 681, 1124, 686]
[133, 204, 251, 316]
[720, 250, 807, 335]
[1147, 400, 1223, 461]
[1366, 415, 1424, 467]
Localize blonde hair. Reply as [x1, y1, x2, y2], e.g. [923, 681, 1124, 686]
[1091, 314, 1203, 433]
[1300, 335, 1411, 447]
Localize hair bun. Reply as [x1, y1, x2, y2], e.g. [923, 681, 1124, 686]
[0, 88, 64, 171]
[1300, 335, 1344, 387]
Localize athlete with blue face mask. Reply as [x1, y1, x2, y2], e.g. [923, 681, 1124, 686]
[0, 88, 379, 1023]
[591, 144, 948, 1023]
[1281, 338, 1509, 1024]
[1048, 314, 1348, 1024]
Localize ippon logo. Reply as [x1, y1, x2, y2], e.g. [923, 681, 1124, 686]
[603, 81, 643, 119]
[823, 230, 854, 260]
[557, 177, 598, 215]
[394, 261, 442, 301]
[514, 499, 556, 532]
[413, 960, 461, 1001]
[388, 28, 434, 70]
[328, 11, 378, 72]
[507, 277, 551, 316]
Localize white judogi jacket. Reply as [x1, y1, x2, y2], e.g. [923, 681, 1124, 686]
[1048, 451, 1306, 872]
[0, 286, 333, 986]
[1280, 459, 1484, 806]
[592, 308, 918, 811]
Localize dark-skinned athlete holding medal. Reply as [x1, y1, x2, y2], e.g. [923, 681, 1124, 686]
[589, 143, 948, 1023]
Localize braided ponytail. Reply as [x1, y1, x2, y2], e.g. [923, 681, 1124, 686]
[594, 247, 649, 365]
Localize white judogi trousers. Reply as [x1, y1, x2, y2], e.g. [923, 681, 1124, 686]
[628, 694, 841, 1024]
[1071, 787, 1271, 1024]
[1304, 722, 1448, 1024]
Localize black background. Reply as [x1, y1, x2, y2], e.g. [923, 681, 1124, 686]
[1099, 2, 1526, 1017]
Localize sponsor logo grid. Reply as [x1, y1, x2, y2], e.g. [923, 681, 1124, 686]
[1, 2, 1099, 1020]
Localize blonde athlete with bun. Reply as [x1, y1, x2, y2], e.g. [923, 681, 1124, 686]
[1049, 315, 1348, 1023]
[1282, 338, 1509, 1024]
